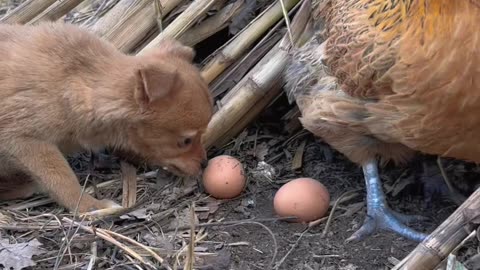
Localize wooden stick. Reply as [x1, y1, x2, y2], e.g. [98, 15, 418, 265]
[203, 0, 311, 148]
[139, 0, 222, 53]
[28, 0, 85, 24]
[392, 187, 480, 270]
[0, 0, 56, 24]
[200, 0, 301, 84]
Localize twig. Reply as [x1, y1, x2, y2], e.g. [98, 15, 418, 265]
[163, 216, 296, 232]
[98, 228, 172, 270]
[223, 221, 279, 270]
[436, 156, 466, 205]
[62, 217, 155, 267]
[279, 0, 294, 45]
[274, 226, 310, 269]
[186, 203, 196, 270]
[86, 241, 97, 270]
[55, 175, 92, 269]
[322, 190, 360, 237]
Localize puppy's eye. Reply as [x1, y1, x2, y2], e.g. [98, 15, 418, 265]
[178, 138, 192, 148]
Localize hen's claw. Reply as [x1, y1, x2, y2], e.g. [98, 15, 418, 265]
[346, 160, 428, 242]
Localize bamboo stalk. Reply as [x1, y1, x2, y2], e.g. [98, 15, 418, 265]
[0, 0, 56, 24]
[392, 187, 480, 270]
[200, 0, 301, 84]
[90, 0, 153, 35]
[210, 32, 283, 99]
[178, 0, 245, 47]
[58, 0, 95, 23]
[91, 0, 182, 53]
[203, 0, 311, 148]
[28, 0, 85, 24]
[203, 43, 282, 148]
[214, 81, 283, 147]
[139, 0, 222, 54]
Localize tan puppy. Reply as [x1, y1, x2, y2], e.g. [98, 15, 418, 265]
[0, 22, 213, 215]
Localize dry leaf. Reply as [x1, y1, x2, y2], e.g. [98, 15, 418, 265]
[254, 142, 270, 161]
[385, 175, 414, 196]
[119, 207, 149, 220]
[143, 233, 174, 254]
[340, 202, 364, 218]
[0, 238, 45, 270]
[168, 207, 199, 230]
[194, 248, 232, 270]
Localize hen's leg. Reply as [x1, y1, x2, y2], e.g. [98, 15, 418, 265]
[346, 159, 428, 242]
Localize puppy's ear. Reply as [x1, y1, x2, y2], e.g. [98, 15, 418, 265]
[147, 39, 195, 62]
[134, 65, 178, 111]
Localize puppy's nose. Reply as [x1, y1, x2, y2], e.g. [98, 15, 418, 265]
[200, 159, 208, 169]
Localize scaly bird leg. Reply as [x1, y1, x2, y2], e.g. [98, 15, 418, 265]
[346, 159, 428, 242]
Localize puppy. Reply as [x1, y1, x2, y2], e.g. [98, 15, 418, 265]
[0, 22, 213, 214]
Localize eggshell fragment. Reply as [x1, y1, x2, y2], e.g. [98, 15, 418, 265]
[202, 155, 246, 199]
[273, 178, 330, 222]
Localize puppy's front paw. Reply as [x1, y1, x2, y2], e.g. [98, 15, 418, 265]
[78, 199, 123, 219]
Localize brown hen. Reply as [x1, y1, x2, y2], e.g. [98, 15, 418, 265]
[284, 0, 480, 242]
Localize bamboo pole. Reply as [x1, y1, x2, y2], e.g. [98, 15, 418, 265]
[28, 0, 85, 24]
[203, 43, 285, 148]
[200, 0, 301, 84]
[392, 187, 480, 270]
[0, 0, 56, 24]
[178, 0, 245, 47]
[210, 32, 283, 99]
[92, 0, 182, 53]
[214, 81, 284, 147]
[203, 0, 311, 148]
[139, 0, 223, 54]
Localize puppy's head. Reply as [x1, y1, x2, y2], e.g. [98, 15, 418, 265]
[126, 39, 213, 176]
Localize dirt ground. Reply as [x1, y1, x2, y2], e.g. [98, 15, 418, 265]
[4, 106, 479, 270]
[6, 99, 480, 269]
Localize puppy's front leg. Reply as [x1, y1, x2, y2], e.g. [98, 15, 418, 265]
[6, 139, 120, 214]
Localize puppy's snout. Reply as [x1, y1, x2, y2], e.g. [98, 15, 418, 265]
[200, 159, 208, 170]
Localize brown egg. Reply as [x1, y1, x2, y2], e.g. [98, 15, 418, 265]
[202, 155, 246, 199]
[273, 178, 330, 222]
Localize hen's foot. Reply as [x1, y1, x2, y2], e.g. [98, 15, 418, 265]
[346, 160, 428, 243]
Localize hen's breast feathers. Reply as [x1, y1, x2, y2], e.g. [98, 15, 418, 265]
[286, 0, 480, 164]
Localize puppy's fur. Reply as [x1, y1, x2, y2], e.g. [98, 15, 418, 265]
[0, 22, 213, 213]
